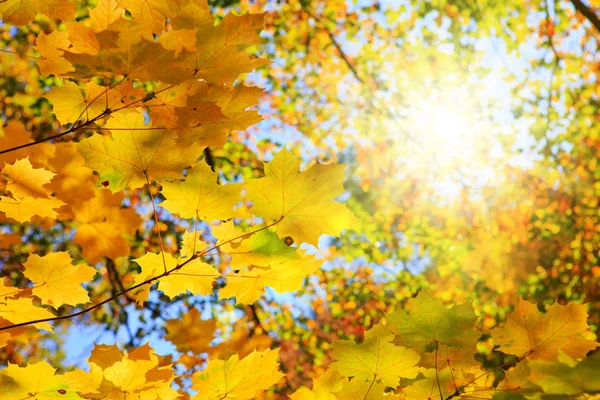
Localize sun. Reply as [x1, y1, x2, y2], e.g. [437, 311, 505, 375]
[380, 85, 502, 189]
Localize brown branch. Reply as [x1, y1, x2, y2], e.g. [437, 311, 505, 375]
[444, 351, 533, 400]
[303, 9, 364, 84]
[0, 79, 174, 157]
[0, 48, 42, 60]
[0, 111, 107, 156]
[570, 0, 600, 34]
[0, 216, 284, 332]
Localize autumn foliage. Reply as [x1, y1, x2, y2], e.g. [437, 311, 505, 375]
[0, 0, 599, 399]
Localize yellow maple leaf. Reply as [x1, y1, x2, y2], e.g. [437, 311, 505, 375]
[165, 308, 216, 354]
[35, 30, 74, 76]
[77, 343, 180, 399]
[65, 24, 188, 84]
[182, 12, 269, 85]
[0, 195, 65, 223]
[180, 229, 206, 259]
[220, 230, 299, 269]
[1, 361, 78, 399]
[23, 252, 96, 307]
[247, 149, 355, 245]
[133, 252, 218, 299]
[0, 0, 76, 26]
[0, 298, 54, 331]
[160, 160, 243, 221]
[88, 0, 125, 33]
[45, 142, 97, 205]
[158, 29, 198, 57]
[65, 21, 101, 55]
[174, 83, 262, 147]
[335, 379, 401, 400]
[492, 299, 599, 361]
[72, 188, 141, 263]
[46, 81, 121, 125]
[0, 122, 55, 167]
[117, 0, 183, 35]
[146, 82, 195, 128]
[331, 323, 420, 387]
[208, 329, 272, 360]
[77, 110, 204, 192]
[1, 158, 55, 198]
[401, 368, 455, 400]
[192, 348, 284, 400]
[290, 370, 343, 400]
[220, 256, 319, 304]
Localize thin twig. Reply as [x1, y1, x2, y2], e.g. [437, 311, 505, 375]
[0, 216, 284, 331]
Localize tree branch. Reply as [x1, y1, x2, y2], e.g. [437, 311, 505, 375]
[303, 9, 364, 84]
[0, 81, 175, 156]
[0, 216, 284, 332]
[570, 0, 600, 34]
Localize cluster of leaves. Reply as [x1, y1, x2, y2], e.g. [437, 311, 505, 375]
[1, 0, 600, 398]
[2, 289, 599, 399]
[0, 0, 355, 397]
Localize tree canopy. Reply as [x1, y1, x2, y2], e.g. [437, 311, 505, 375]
[0, 0, 599, 398]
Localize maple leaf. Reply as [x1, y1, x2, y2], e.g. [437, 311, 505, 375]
[65, 22, 101, 55]
[527, 352, 600, 395]
[73, 343, 180, 399]
[160, 160, 243, 221]
[207, 328, 273, 360]
[23, 252, 96, 307]
[77, 110, 204, 192]
[174, 84, 262, 147]
[88, 0, 125, 32]
[65, 29, 188, 84]
[494, 361, 541, 397]
[46, 81, 121, 125]
[180, 229, 207, 259]
[133, 252, 218, 299]
[401, 368, 455, 400]
[0, 122, 55, 167]
[0, 298, 54, 331]
[221, 230, 300, 269]
[219, 256, 319, 304]
[146, 82, 197, 128]
[387, 290, 480, 370]
[158, 29, 198, 57]
[192, 348, 284, 400]
[247, 149, 355, 245]
[331, 323, 420, 387]
[492, 299, 599, 361]
[165, 308, 216, 354]
[290, 370, 343, 400]
[1, 158, 55, 198]
[35, 30, 74, 76]
[1, 361, 79, 399]
[335, 378, 401, 400]
[42, 142, 98, 205]
[0, 195, 65, 223]
[181, 12, 270, 85]
[72, 188, 141, 263]
[0, 0, 76, 26]
[117, 0, 184, 35]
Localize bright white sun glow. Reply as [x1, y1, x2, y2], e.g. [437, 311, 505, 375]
[383, 86, 502, 190]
